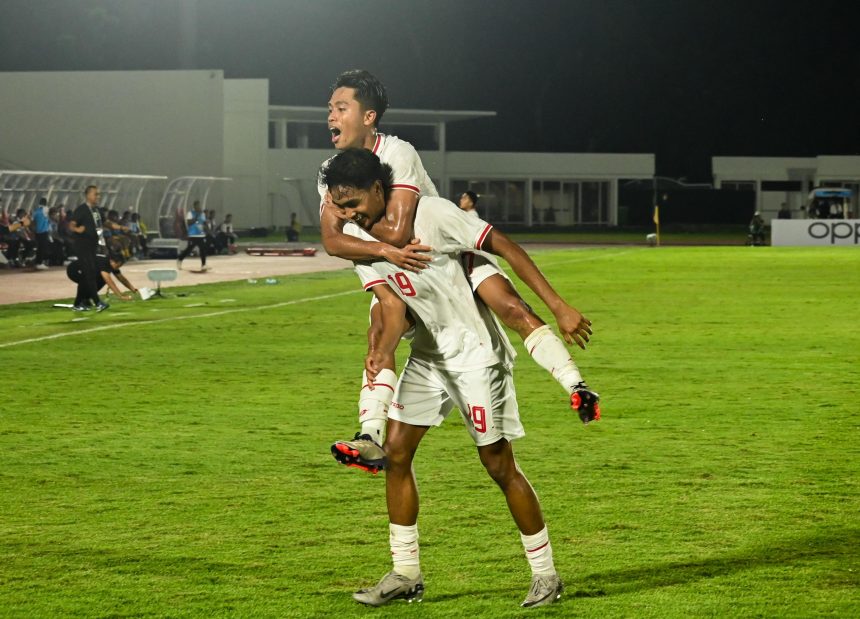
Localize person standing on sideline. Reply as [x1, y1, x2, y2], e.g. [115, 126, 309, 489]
[68, 185, 109, 311]
[33, 197, 52, 270]
[177, 201, 208, 271]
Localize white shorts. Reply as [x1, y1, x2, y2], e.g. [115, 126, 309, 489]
[461, 251, 511, 292]
[388, 356, 525, 447]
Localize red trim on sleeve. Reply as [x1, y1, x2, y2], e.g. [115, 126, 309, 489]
[363, 279, 386, 290]
[475, 224, 493, 249]
[391, 183, 420, 194]
[371, 134, 382, 154]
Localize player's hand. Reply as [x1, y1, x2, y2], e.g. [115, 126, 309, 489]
[365, 350, 395, 384]
[120, 293, 133, 301]
[381, 238, 432, 273]
[555, 304, 592, 350]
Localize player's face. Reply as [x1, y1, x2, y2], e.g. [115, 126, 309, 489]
[328, 181, 386, 230]
[328, 87, 376, 150]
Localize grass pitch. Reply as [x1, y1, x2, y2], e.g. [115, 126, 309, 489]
[1, 246, 857, 618]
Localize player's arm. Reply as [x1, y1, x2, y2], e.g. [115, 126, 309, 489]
[481, 229, 593, 349]
[367, 189, 418, 247]
[320, 196, 430, 273]
[365, 283, 410, 382]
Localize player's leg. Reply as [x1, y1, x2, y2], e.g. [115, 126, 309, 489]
[354, 359, 447, 607]
[331, 300, 394, 473]
[450, 363, 561, 607]
[478, 439, 563, 607]
[474, 268, 598, 420]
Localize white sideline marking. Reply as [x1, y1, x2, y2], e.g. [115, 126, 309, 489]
[535, 248, 639, 269]
[2, 248, 629, 350]
[0, 289, 360, 349]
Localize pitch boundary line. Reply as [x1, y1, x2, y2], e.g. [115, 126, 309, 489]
[0, 289, 361, 349]
[1, 247, 633, 350]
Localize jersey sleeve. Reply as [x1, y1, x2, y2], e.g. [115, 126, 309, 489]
[354, 262, 386, 292]
[387, 141, 425, 195]
[428, 198, 494, 252]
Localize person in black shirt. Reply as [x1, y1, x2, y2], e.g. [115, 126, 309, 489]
[68, 185, 110, 311]
[66, 252, 138, 308]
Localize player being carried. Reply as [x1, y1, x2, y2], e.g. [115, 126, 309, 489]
[321, 147, 598, 607]
[318, 70, 599, 473]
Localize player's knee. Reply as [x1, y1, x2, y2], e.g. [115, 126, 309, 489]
[384, 442, 415, 472]
[496, 297, 539, 333]
[480, 451, 516, 487]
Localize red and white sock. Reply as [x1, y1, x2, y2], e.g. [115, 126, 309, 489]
[524, 325, 583, 394]
[358, 369, 396, 443]
[521, 526, 556, 575]
[390, 523, 420, 578]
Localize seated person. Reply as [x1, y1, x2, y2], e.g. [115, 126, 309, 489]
[0, 213, 30, 266]
[127, 213, 148, 258]
[104, 209, 132, 258]
[3, 209, 35, 267]
[66, 252, 139, 308]
[215, 213, 237, 254]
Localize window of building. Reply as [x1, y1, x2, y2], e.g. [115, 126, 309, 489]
[450, 179, 526, 224]
[722, 181, 756, 191]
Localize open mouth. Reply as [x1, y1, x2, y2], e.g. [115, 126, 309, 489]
[329, 127, 341, 144]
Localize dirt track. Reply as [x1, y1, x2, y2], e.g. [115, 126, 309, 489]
[0, 245, 352, 305]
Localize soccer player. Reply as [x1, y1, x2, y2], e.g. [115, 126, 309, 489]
[322, 147, 598, 607]
[319, 70, 599, 472]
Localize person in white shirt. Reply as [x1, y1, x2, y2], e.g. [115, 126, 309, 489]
[318, 70, 599, 473]
[321, 148, 598, 608]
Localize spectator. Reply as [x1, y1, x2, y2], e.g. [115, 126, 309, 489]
[67, 252, 138, 308]
[56, 206, 75, 262]
[205, 209, 218, 254]
[287, 212, 301, 242]
[777, 203, 792, 220]
[215, 213, 237, 254]
[2, 210, 32, 268]
[47, 206, 66, 266]
[32, 197, 52, 270]
[177, 200, 208, 271]
[104, 209, 132, 259]
[127, 212, 148, 258]
[5, 208, 35, 267]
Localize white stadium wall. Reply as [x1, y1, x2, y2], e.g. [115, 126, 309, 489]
[222, 79, 269, 229]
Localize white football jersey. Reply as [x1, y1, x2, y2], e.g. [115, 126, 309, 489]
[352, 196, 516, 372]
[318, 133, 438, 216]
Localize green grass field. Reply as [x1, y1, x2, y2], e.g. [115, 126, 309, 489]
[1, 246, 858, 618]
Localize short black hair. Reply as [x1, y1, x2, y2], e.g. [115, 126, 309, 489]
[320, 148, 393, 198]
[331, 70, 389, 127]
[108, 252, 125, 265]
[39, 197, 47, 205]
[463, 191, 479, 205]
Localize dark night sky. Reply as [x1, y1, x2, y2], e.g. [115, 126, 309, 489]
[1, 0, 859, 180]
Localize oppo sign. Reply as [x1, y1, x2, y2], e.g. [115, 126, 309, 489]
[771, 219, 860, 246]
